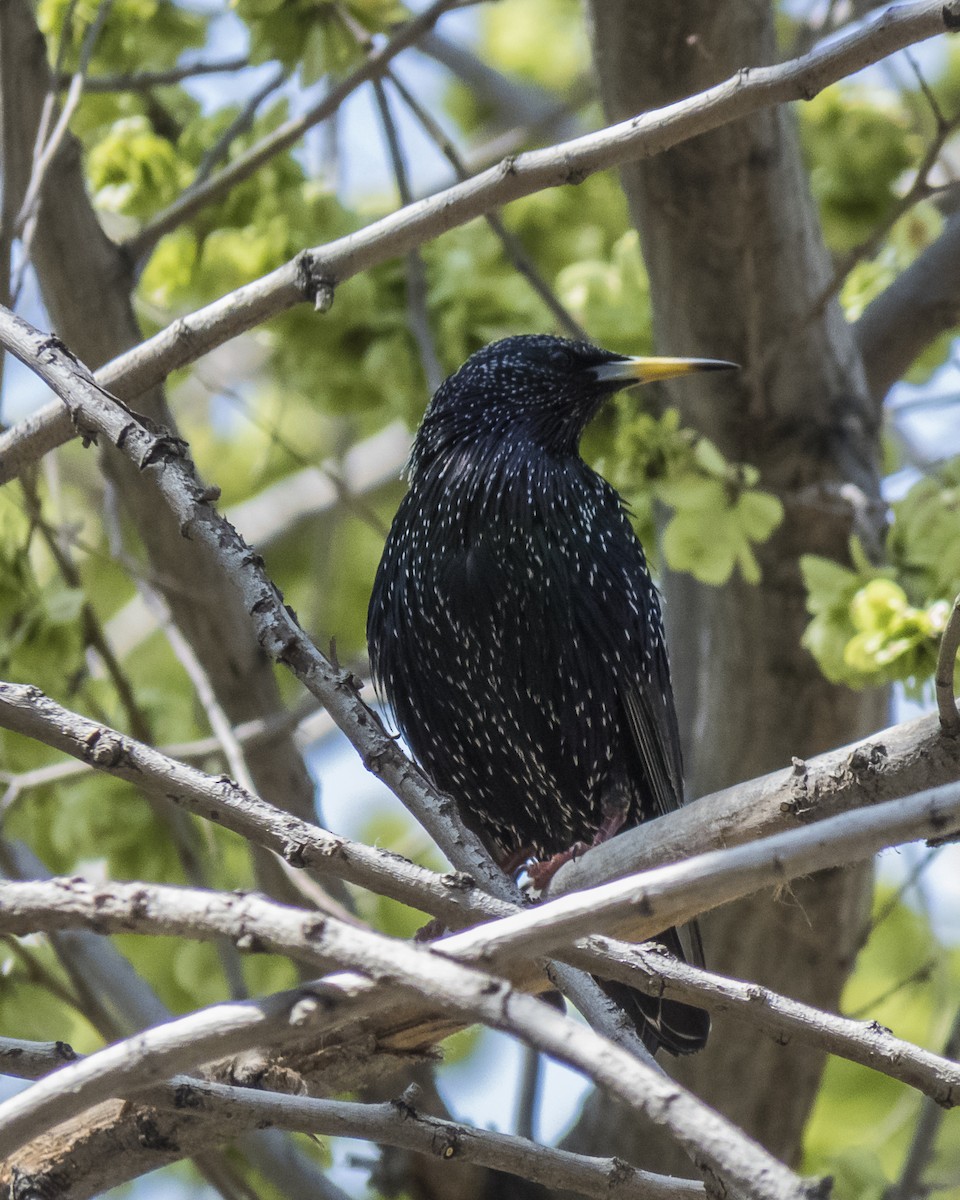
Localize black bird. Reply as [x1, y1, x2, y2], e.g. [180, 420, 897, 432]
[367, 335, 736, 1055]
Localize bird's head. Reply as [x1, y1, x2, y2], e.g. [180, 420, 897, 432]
[408, 335, 737, 476]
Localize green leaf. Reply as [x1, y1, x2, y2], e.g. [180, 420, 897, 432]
[42, 586, 85, 626]
[655, 474, 725, 512]
[735, 491, 783, 541]
[662, 511, 737, 585]
[691, 437, 729, 478]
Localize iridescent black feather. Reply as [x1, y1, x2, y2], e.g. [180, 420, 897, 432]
[367, 335, 710, 1055]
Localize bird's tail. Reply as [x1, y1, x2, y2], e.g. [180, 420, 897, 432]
[598, 921, 710, 1056]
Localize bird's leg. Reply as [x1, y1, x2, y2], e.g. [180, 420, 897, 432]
[591, 796, 629, 847]
[414, 917, 447, 943]
[519, 841, 590, 893]
[521, 793, 630, 892]
[500, 845, 536, 877]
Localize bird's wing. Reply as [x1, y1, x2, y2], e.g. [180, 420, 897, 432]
[620, 635, 684, 821]
[620, 623, 706, 971]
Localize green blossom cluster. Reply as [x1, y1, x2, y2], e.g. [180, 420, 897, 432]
[801, 462, 960, 694]
[611, 408, 784, 587]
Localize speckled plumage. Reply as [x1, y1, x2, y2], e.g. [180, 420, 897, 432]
[368, 335, 711, 1055]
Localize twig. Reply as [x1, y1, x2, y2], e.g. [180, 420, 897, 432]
[11, 0, 113, 303]
[140, 585, 255, 997]
[3, 0, 959, 477]
[417, 29, 568, 131]
[193, 65, 286, 188]
[372, 77, 443, 393]
[788, 0, 847, 58]
[385, 65, 587, 340]
[0, 933, 88, 1014]
[97, 417, 408, 664]
[124, 0, 464, 261]
[0, 1035, 78, 1078]
[905, 47, 949, 129]
[0, 698, 329, 805]
[885, 1007, 960, 1200]
[758, 99, 960, 384]
[56, 56, 251, 92]
[145, 586, 255, 795]
[515, 1044, 543, 1141]
[16, 474, 151, 740]
[935, 594, 960, 734]
[867, 845, 942, 938]
[847, 960, 938, 1019]
[207, 379, 391, 537]
[585, 943, 960, 1108]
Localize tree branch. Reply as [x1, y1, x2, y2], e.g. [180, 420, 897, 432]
[761, 101, 960, 388]
[56, 56, 251, 92]
[0, 878, 822, 1200]
[0, 838, 333, 1199]
[568, 943, 960, 1109]
[855, 208, 960, 399]
[123, 0, 466, 261]
[548, 708, 960, 894]
[0, 981, 327, 1162]
[372, 76, 443, 393]
[174, 1080, 705, 1200]
[6, 679, 960, 1110]
[0, 1036, 79, 1079]
[884, 1007, 960, 1199]
[442, 779, 960, 991]
[384, 65, 587, 340]
[0, 1042, 703, 1200]
[0, 680, 485, 925]
[936, 594, 960, 734]
[3, 0, 958, 481]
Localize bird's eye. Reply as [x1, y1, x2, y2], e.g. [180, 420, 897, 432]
[542, 344, 574, 370]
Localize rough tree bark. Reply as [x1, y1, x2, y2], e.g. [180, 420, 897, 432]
[579, 0, 888, 1172]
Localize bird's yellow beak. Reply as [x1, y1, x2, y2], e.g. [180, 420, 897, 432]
[588, 356, 739, 385]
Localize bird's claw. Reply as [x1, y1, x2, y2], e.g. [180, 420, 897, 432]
[516, 842, 589, 895]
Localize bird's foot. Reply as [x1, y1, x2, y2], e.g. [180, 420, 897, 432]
[414, 916, 447, 943]
[517, 842, 589, 895]
[592, 798, 629, 847]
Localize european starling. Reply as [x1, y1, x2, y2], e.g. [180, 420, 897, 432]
[367, 335, 736, 1055]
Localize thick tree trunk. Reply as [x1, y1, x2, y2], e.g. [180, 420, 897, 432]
[578, 0, 888, 1171]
